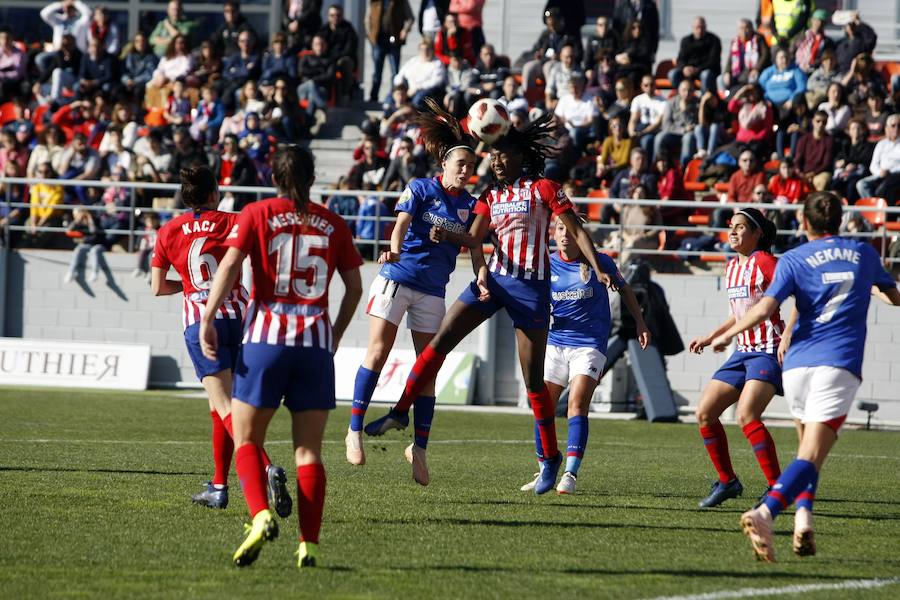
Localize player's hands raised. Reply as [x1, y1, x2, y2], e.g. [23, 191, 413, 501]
[200, 319, 218, 360]
[711, 335, 732, 353]
[636, 324, 651, 350]
[476, 265, 491, 302]
[689, 336, 710, 354]
[378, 251, 400, 264]
[429, 226, 448, 243]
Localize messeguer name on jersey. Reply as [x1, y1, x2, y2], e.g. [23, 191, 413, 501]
[804, 247, 861, 268]
[267, 211, 335, 236]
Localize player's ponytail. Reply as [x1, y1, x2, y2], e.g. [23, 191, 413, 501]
[415, 97, 475, 163]
[803, 191, 843, 235]
[272, 146, 316, 213]
[735, 208, 777, 253]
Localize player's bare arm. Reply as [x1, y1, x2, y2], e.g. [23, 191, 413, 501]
[199, 246, 246, 360]
[150, 267, 184, 296]
[712, 296, 780, 352]
[777, 307, 799, 365]
[431, 211, 489, 249]
[690, 315, 736, 354]
[331, 267, 363, 351]
[871, 284, 900, 306]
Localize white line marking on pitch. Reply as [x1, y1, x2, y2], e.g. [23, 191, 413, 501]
[643, 577, 899, 600]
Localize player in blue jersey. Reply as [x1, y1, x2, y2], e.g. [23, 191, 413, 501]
[520, 217, 650, 495]
[689, 209, 785, 509]
[711, 192, 900, 562]
[345, 98, 478, 481]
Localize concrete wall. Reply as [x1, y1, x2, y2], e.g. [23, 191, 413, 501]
[5, 248, 900, 423]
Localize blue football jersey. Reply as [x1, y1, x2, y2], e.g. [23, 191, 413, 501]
[766, 236, 896, 378]
[548, 251, 626, 351]
[380, 177, 476, 297]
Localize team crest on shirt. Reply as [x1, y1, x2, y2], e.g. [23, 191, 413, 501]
[457, 208, 469, 222]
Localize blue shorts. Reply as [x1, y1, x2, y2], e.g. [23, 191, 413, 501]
[184, 319, 242, 380]
[232, 343, 336, 412]
[458, 272, 550, 330]
[712, 351, 783, 396]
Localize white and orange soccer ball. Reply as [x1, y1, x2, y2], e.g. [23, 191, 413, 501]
[467, 98, 511, 145]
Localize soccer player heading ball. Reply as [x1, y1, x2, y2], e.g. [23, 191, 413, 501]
[365, 109, 619, 493]
[151, 166, 290, 516]
[200, 147, 364, 568]
[711, 191, 900, 562]
[689, 208, 785, 509]
[345, 98, 480, 483]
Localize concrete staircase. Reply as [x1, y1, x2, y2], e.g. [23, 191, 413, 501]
[304, 102, 384, 188]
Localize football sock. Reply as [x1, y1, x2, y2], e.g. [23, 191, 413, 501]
[296, 464, 326, 544]
[350, 366, 380, 431]
[699, 420, 736, 483]
[533, 420, 544, 462]
[395, 346, 446, 414]
[795, 469, 819, 512]
[764, 459, 818, 520]
[413, 395, 436, 449]
[224, 412, 272, 467]
[742, 420, 781, 486]
[565, 416, 588, 475]
[210, 411, 234, 486]
[235, 443, 269, 517]
[528, 386, 559, 460]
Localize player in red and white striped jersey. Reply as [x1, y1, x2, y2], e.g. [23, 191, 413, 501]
[689, 208, 786, 509]
[200, 147, 363, 568]
[365, 114, 616, 493]
[152, 166, 285, 513]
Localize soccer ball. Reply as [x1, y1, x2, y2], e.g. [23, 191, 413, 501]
[467, 99, 511, 145]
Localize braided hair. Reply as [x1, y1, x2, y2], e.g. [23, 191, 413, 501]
[415, 97, 476, 163]
[491, 112, 557, 177]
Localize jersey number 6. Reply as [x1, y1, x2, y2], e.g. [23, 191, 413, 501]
[188, 237, 218, 290]
[269, 233, 329, 300]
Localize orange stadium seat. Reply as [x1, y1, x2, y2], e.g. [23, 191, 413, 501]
[654, 59, 675, 90]
[586, 188, 608, 222]
[0, 102, 15, 126]
[682, 158, 708, 192]
[856, 197, 888, 228]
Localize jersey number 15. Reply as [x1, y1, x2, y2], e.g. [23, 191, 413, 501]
[269, 233, 329, 300]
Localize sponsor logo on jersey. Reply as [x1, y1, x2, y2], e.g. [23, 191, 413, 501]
[821, 271, 855, 284]
[423, 211, 467, 234]
[727, 285, 750, 299]
[491, 200, 529, 216]
[399, 188, 413, 206]
[551, 288, 594, 301]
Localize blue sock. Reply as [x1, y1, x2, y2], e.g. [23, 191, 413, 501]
[795, 469, 819, 512]
[413, 395, 435, 449]
[349, 367, 380, 431]
[763, 459, 818, 519]
[565, 416, 588, 475]
[533, 420, 544, 462]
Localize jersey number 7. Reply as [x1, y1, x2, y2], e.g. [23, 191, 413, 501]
[269, 233, 329, 300]
[816, 271, 855, 324]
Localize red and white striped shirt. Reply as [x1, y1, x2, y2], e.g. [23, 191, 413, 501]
[226, 198, 363, 351]
[725, 251, 785, 353]
[152, 209, 249, 330]
[474, 177, 573, 280]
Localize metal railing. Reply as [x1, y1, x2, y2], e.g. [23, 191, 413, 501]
[2, 176, 900, 265]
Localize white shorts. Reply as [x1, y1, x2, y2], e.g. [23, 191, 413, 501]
[365, 275, 446, 333]
[544, 344, 607, 387]
[783, 366, 861, 424]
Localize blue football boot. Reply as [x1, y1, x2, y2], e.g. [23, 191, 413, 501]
[534, 452, 562, 495]
[364, 409, 409, 436]
[266, 465, 293, 518]
[192, 482, 228, 509]
[698, 478, 744, 508]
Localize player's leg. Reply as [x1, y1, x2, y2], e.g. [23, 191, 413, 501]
[695, 379, 743, 507]
[558, 372, 600, 495]
[291, 409, 330, 568]
[403, 329, 438, 486]
[192, 370, 235, 509]
[521, 379, 564, 491]
[735, 378, 781, 497]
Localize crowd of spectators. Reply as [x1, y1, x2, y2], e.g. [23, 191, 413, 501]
[1, 0, 899, 263]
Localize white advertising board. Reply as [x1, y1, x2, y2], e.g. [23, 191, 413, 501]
[0, 338, 151, 391]
[333, 347, 475, 405]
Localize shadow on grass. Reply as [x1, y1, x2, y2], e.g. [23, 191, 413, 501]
[401, 564, 852, 580]
[448, 499, 747, 515]
[0, 465, 206, 476]
[364, 516, 737, 534]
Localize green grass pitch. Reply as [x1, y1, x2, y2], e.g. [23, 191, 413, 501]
[1, 387, 899, 599]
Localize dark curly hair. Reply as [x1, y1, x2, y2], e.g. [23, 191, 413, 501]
[491, 112, 558, 177]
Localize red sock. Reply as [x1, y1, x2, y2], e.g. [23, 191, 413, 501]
[224, 412, 272, 467]
[210, 411, 234, 486]
[699, 420, 735, 483]
[528, 387, 559, 460]
[234, 443, 269, 516]
[742, 420, 781, 486]
[395, 346, 446, 413]
[296, 464, 326, 544]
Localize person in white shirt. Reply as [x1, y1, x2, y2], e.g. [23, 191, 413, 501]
[554, 73, 599, 153]
[394, 41, 446, 109]
[857, 113, 900, 202]
[35, 0, 92, 76]
[628, 73, 667, 163]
